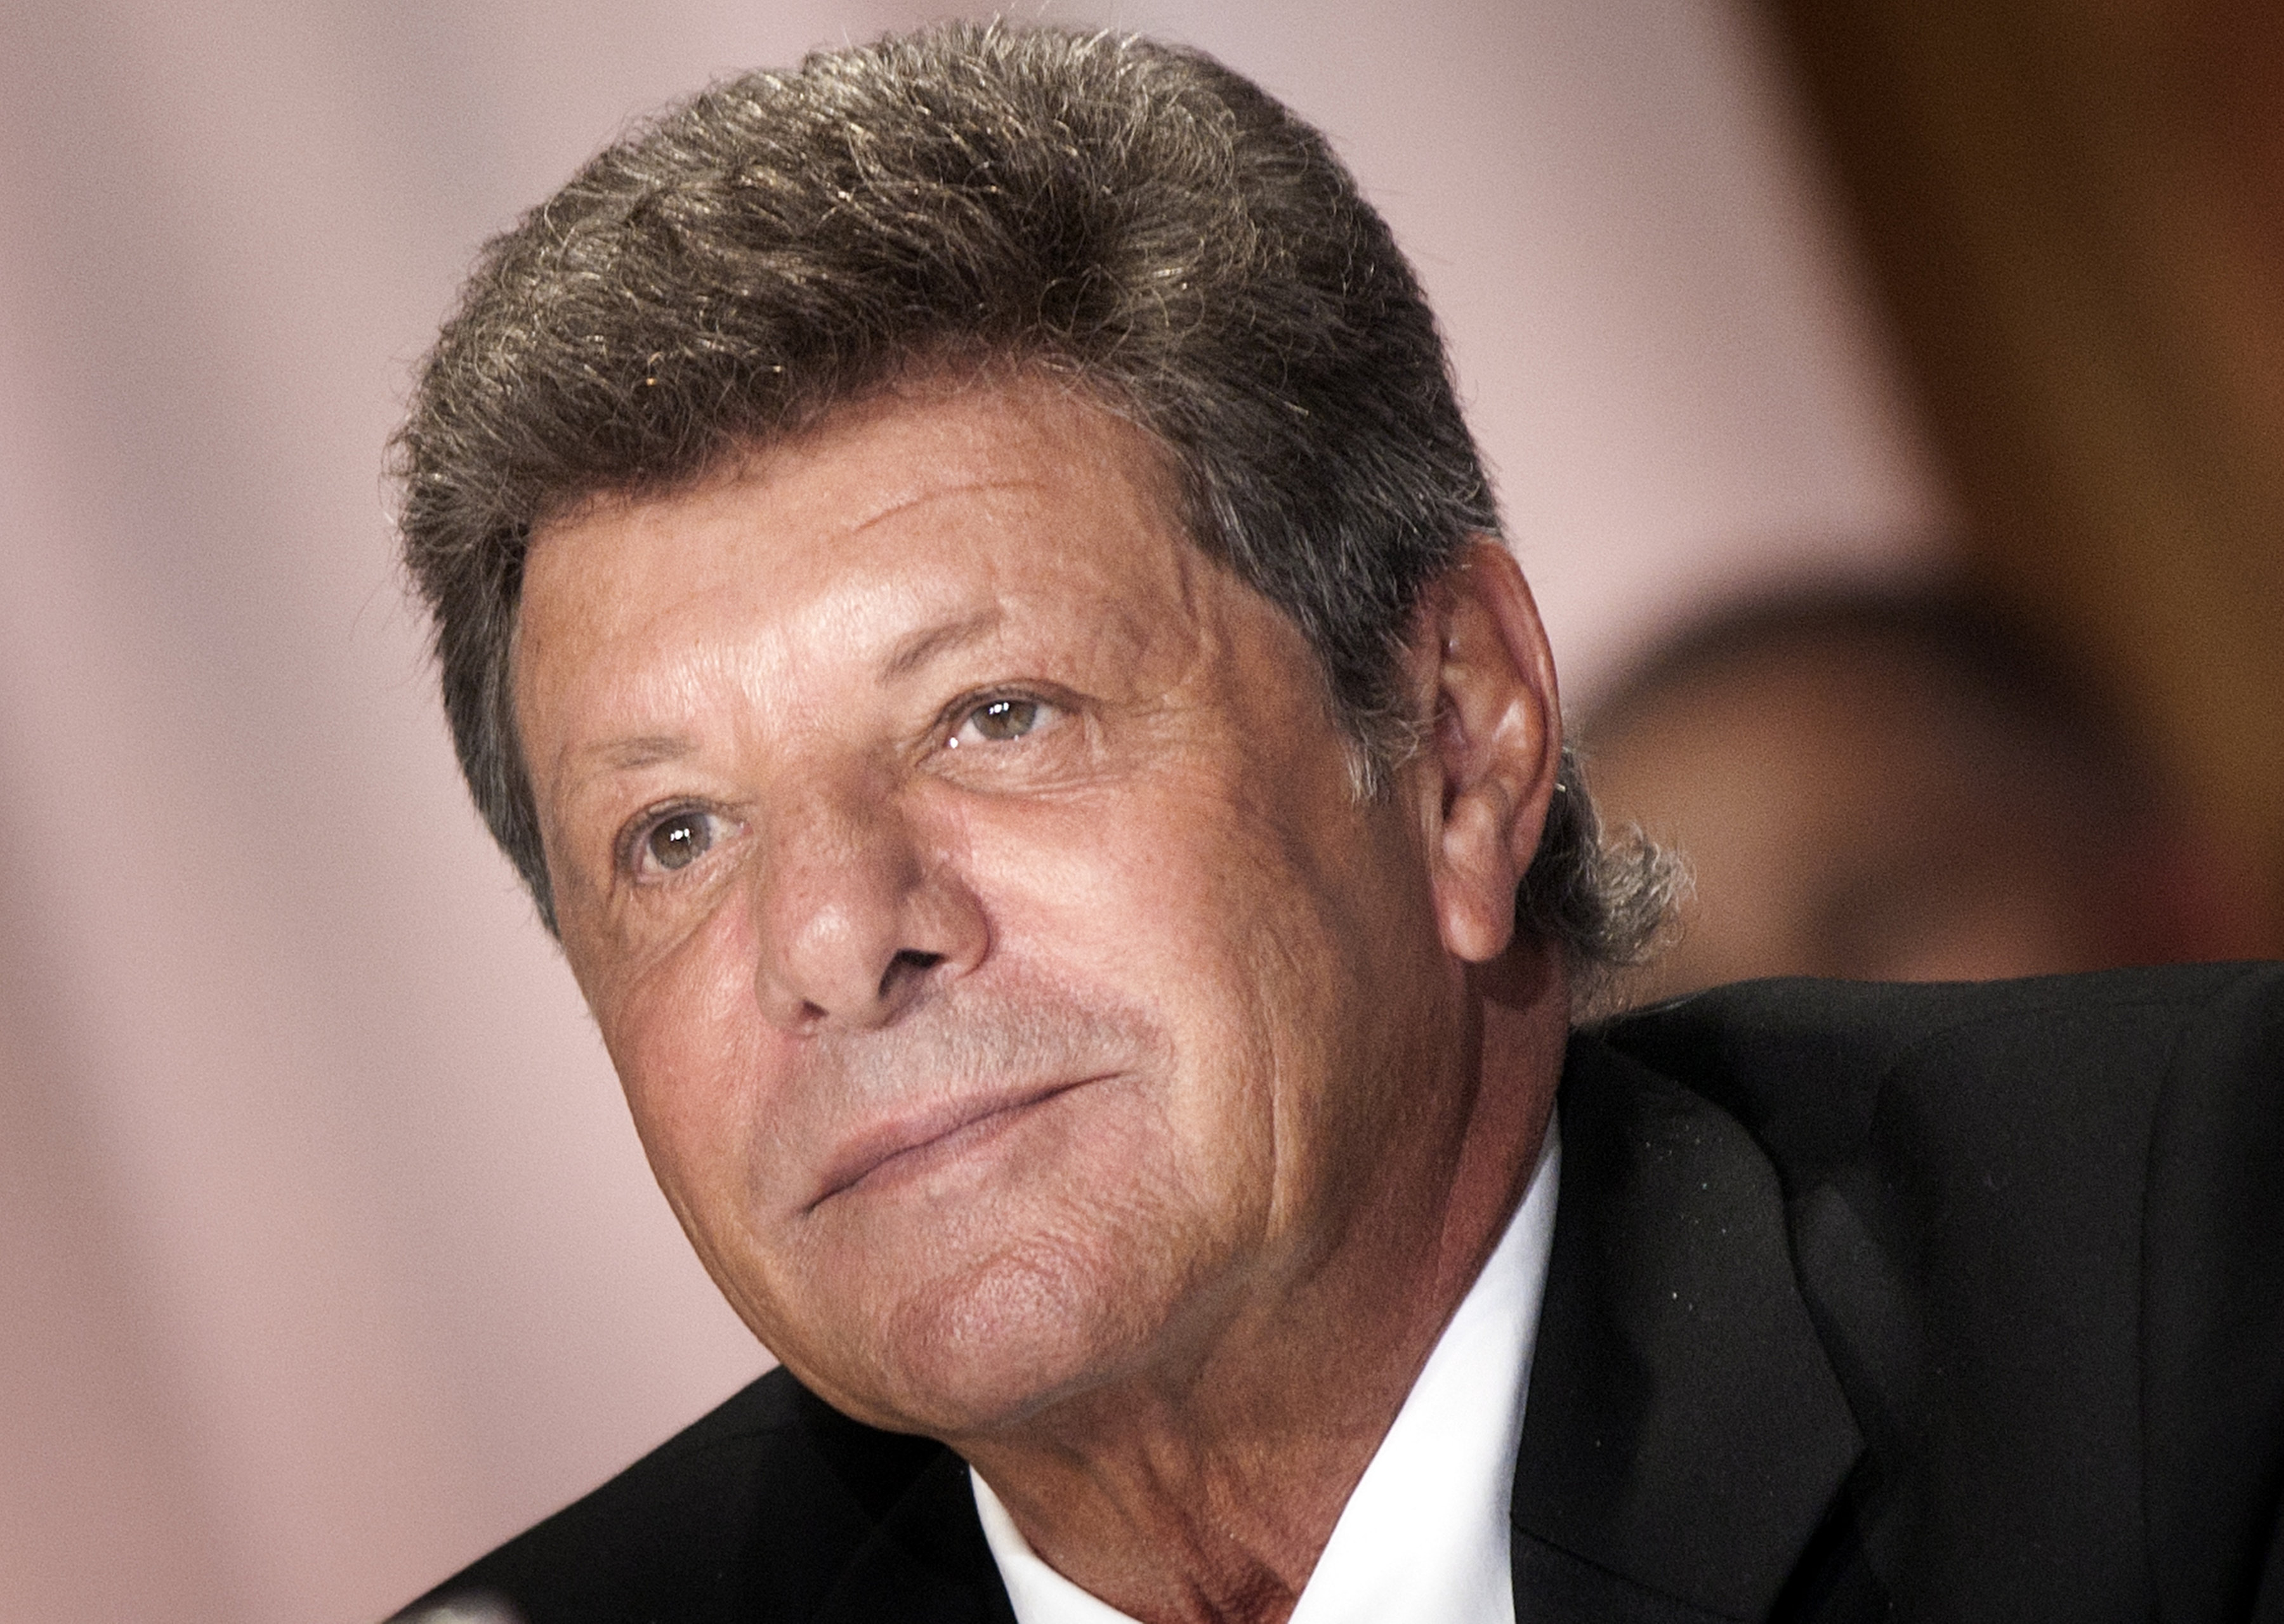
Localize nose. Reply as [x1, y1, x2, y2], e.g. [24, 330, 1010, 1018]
[749, 782, 988, 1032]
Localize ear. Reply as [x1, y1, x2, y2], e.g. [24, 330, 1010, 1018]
[1410, 540, 1564, 964]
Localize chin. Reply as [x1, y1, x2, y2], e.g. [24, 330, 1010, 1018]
[759, 1085, 1230, 1437]
[801, 1214, 1207, 1441]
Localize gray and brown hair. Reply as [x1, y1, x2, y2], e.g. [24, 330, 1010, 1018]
[393, 21, 1670, 969]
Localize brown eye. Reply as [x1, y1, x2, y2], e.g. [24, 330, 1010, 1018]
[642, 809, 718, 874]
[957, 697, 1042, 745]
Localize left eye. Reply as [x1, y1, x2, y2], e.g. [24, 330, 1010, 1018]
[950, 696, 1048, 746]
[634, 808, 732, 876]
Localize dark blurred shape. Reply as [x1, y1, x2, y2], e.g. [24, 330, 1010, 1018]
[1582, 584, 2266, 1003]
[1758, 0, 2284, 951]
[397, 1596, 521, 1624]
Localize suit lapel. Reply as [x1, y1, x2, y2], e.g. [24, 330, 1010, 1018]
[792, 1387, 1018, 1624]
[1512, 1035, 1863, 1622]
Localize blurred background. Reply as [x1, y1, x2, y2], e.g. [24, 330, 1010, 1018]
[0, 1, 2273, 1619]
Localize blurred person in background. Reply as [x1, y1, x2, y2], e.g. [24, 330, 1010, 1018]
[1580, 583, 2263, 1004]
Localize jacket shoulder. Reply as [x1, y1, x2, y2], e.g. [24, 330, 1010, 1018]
[394, 1366, 963, 1623]
[1591, 960, 2284, 1184]
[1585, 962, 2284, 1620]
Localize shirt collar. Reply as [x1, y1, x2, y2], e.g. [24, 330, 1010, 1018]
[975, 1116, 1561, 1624]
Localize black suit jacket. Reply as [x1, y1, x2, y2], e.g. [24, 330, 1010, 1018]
[405, 962, 2284, 1622]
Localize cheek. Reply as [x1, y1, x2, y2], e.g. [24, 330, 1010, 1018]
[593, 929, 846, 1351]
[579, 905, 780, 1212]
[954, 775, 1290, 1029]
[950, 771, 1357, 1186]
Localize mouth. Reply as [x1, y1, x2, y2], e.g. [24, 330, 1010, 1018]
[806, 1075, 1108, 1212]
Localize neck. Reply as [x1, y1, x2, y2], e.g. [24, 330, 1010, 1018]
[956, 943, 1568, 1624]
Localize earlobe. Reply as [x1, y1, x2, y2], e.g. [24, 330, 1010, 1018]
[1420, 542, 1563, 964]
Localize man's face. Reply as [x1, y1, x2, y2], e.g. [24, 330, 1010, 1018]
[513, 379, 1465, 1437]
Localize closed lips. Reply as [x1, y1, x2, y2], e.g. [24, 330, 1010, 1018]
[807, 1075, 1107, 1209]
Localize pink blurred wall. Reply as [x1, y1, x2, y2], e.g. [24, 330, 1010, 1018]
[0, 1, 1941, 1618]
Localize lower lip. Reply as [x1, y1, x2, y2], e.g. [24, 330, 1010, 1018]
[829, 1078, 1105, 1205]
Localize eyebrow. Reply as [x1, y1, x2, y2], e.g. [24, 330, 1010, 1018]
[882, 605, 1002, 680]
[574, 735, 697, 773]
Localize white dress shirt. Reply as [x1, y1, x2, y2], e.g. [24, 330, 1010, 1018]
[973, 1118, 1561, 1624]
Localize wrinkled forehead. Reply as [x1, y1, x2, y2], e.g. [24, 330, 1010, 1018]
[506, 374, 1300, 783]
[523, 369, 1193, 629]
[530, 374, 1197, 630]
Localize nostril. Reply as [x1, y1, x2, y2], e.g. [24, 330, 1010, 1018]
[878, 948, 944, 1000]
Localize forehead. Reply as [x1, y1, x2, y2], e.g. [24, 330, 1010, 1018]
[530, 376, 1180, 614]
[509, 377, 1270, 784]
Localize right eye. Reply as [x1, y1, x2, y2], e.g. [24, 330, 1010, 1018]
[633, 808, 732, 877]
